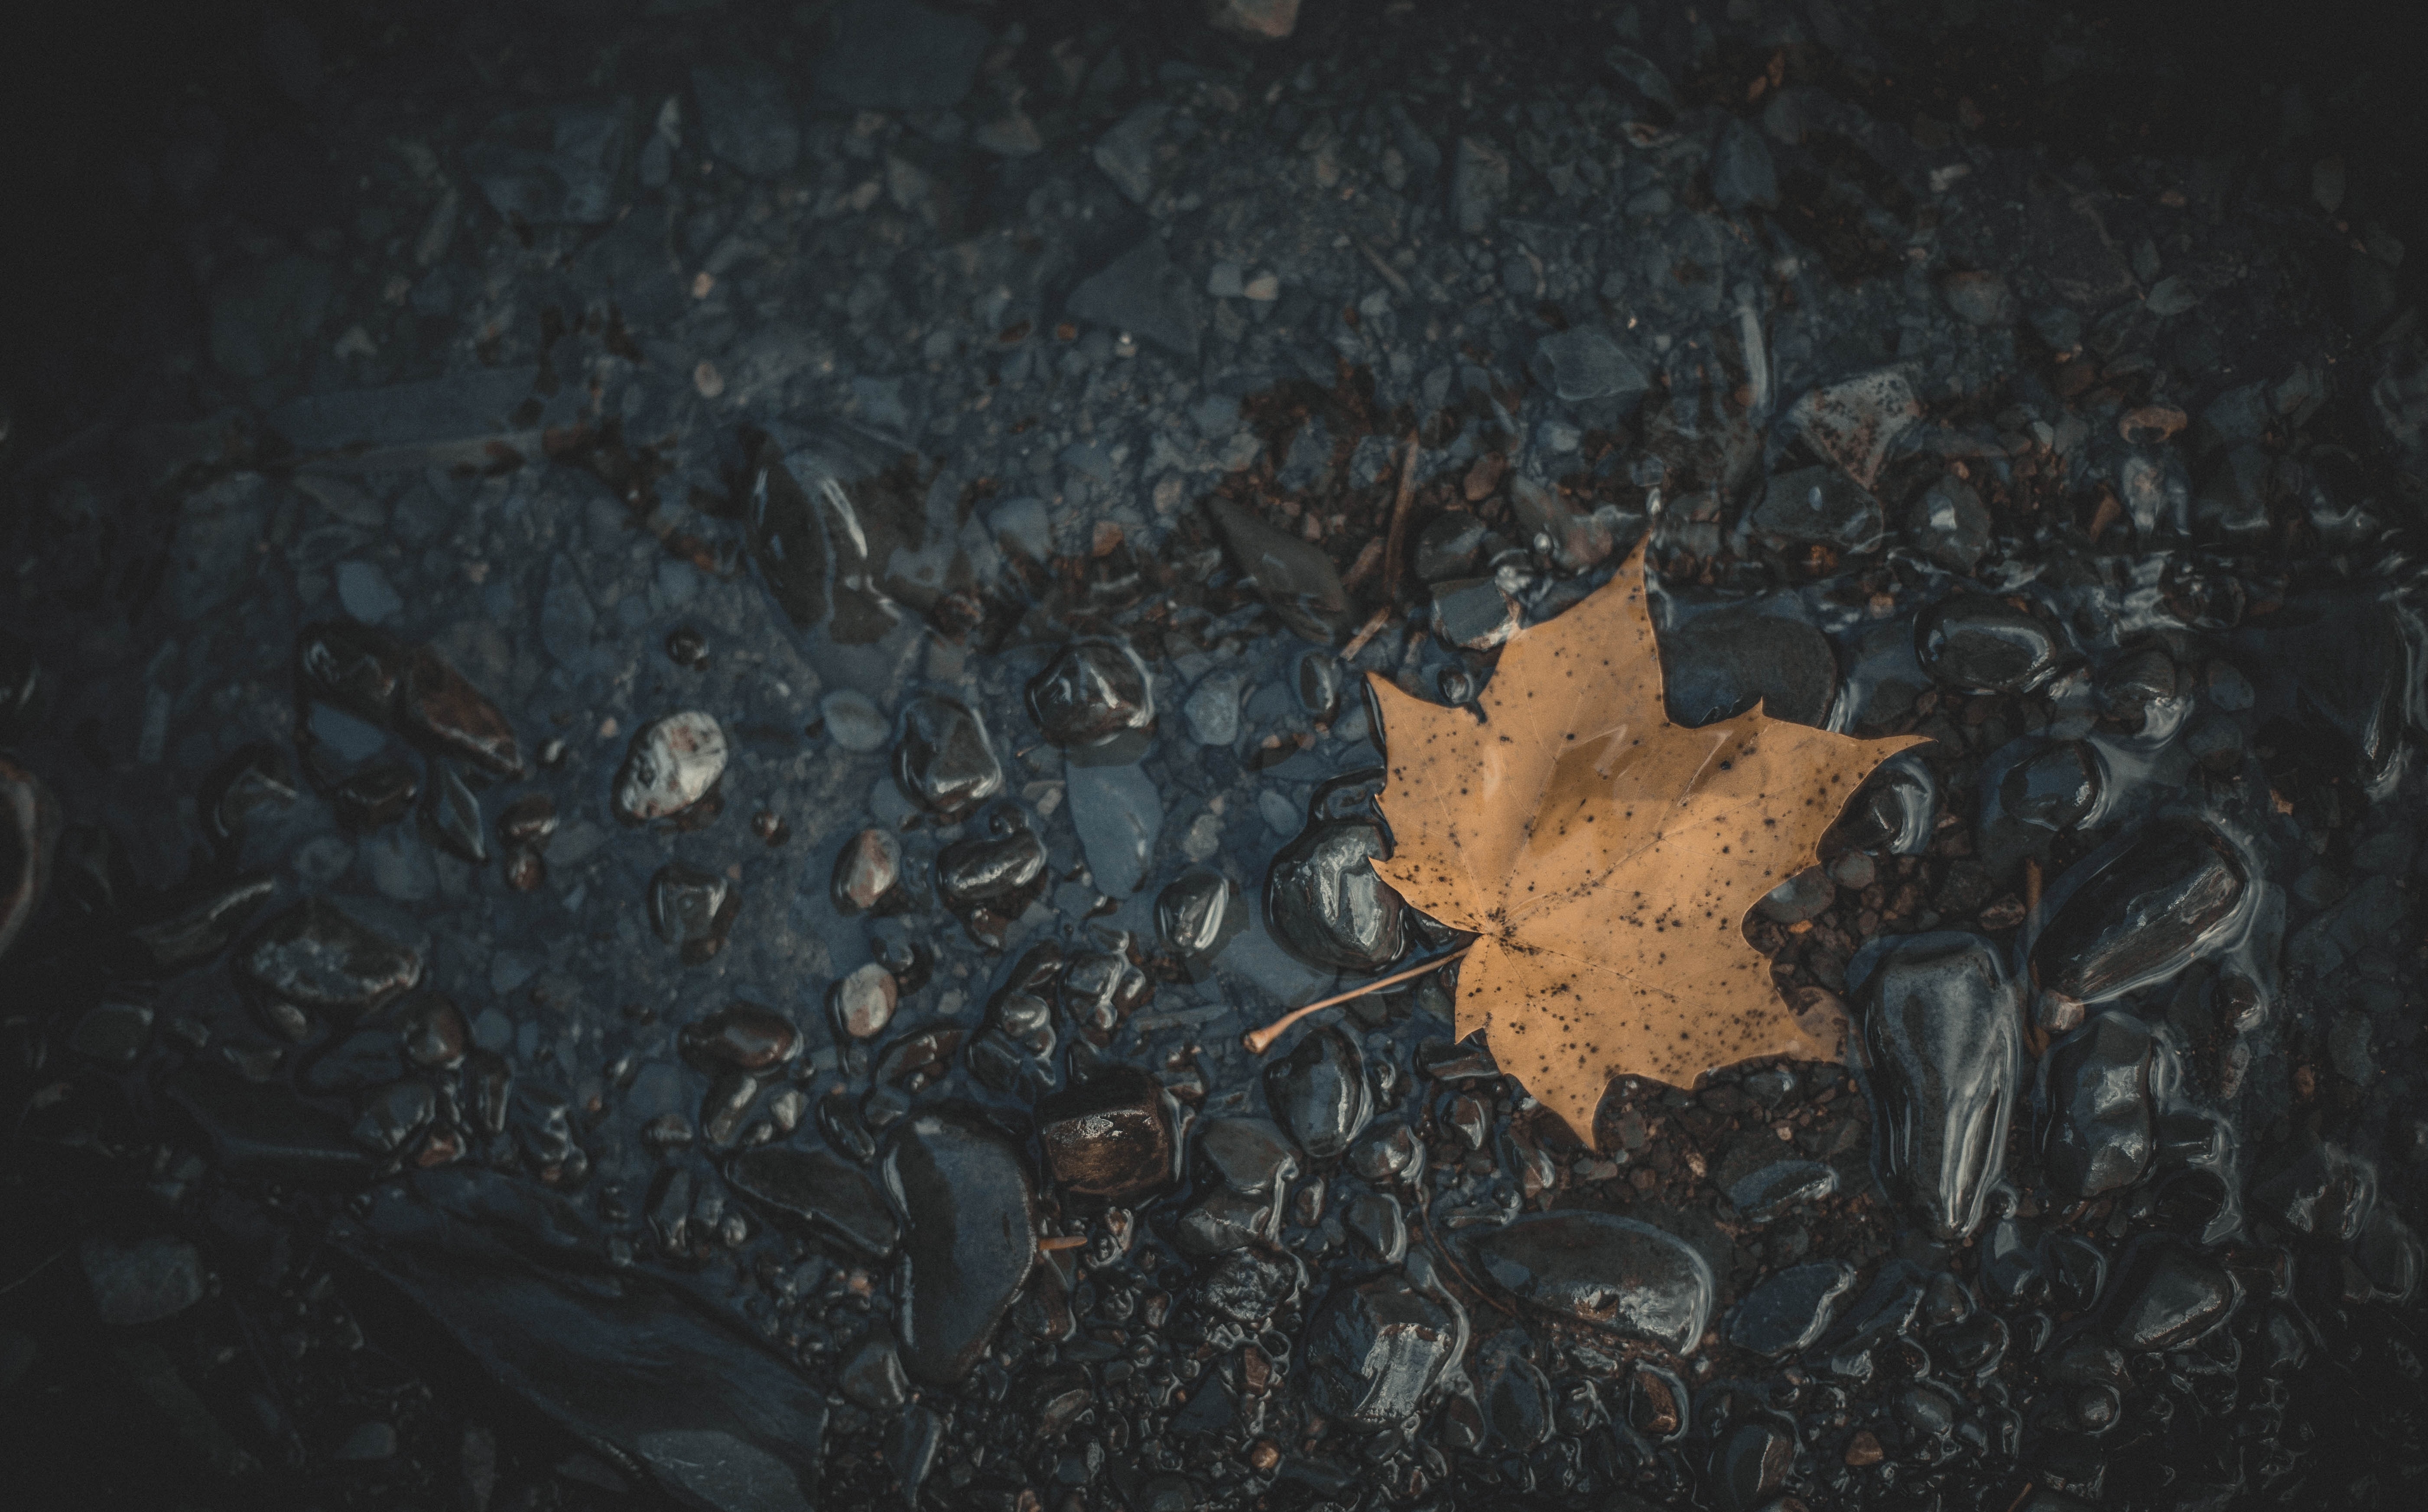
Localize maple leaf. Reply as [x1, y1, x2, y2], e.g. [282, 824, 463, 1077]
[1370, 544, 1924, 1148]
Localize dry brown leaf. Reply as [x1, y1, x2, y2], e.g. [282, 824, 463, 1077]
[1370, 544, 1924, 1147]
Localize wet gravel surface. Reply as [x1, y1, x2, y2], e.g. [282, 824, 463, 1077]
[5, 1, 2428, 1509]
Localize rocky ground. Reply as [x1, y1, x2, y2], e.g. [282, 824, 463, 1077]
[4, 0, 2428, 1508]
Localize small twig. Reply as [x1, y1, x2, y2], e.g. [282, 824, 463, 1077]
[1341, 605, 1393, 663]
[1381, 430, 1421, 603]
[1037, 1235, 1089, 1252]
[1242, 940, 1476, 1055]
[1357, 238, 1413, 299]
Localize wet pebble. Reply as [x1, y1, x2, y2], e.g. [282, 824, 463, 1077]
[420, 761, 487, 863]
[829, 962, 898, 1040]
[1344, 1190, 1407, 1263]
[333, 762, 419, 830]
[648, 863, 738, 963]
[830, 828, 902, 913]
[1066, 762, 1161, 896]
[1195, 1244, 1304, 1324]
[202, 743, 299, 847]
[2002, 741, 2101, 831]
[893, 696, 1002, 818]
[1183, 673, 1243, 746]
[1027, 639, 1154, 749]
[614, 711, 728, 824]
[1265, 818, 1404, 973]
[1264, 1027, 1372, 1161]
[1749, 464, 1882, 552]
[884, 1108, 1037, 1384]
[841, 1334, 910, 1412]
[240, 898, 423, 1018]
[725, 1145, 899, 1257]
[1470, 1210, 1713, 1354]
[1710, 1415, 1796, 1512]
[1856, 932, 2020, 1239]
[79, 1235, 206, 1327]
[400, 645, 523, 779]
[2040, 1014, 2155, 1199]
[676, 1003, 798, 1074]
[1195, 1117, 1300, 1195]
[1430, 577, 1521, 650]
[936, 817, 1047, 945]
[821, 690, 891, 753]
[1726, 1259, 1859, 1357]
[122, 874, 277, 975]
[2250, 1138, 2376, 1239]
[1037, 1066, 1177, 1201]
[2032, 821, 2247, 1009]
[2105, 1238, 2236, 1350]
[399, 993, 468, 1070]
[1157, 868, 1244, 960]
[1917, 595, 2063, 692]
[297, 620, 407, 724]
[352, 1077, 437, 1154]
[1724, 1159, 1839, 1223]
[1661, 608, 1839, 728]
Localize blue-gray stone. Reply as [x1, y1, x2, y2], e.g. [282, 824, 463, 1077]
[337, 561, 403, 626]
[1067, 762, 1162, 896]
[1726, 1259, 1859, 1357]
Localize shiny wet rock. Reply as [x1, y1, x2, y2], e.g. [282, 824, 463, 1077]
[1856, 932, 2020, 1240]
[1263, 1027, 1372, 1161]
[1302, 1276, 1460, 1429]
[1469, 1211, 1713, 1354]
[882, 1108, 1036, 1385]
[614, 711, 728, 824]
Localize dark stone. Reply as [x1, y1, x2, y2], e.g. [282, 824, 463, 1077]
[298, 620, 408, 724]
[1749, 465, 1882, 552]
[1206, 497, 1350, 644]
[2040, 1015, 2155, 1199]
[1265, 818, 1404, 973]
[649, 863, 739, 964]
[121, 874, 277, 974]
[1344, 1190, 1407, 1262]
[1194, 1244, 1303, 1323]
[2249, 1139, 2376, 1240]
[1264, 1028, 1372, 1161]
[1194, 1117, 1300, 1195]
[2105, 1239, 2237, 1351]
[202, 743, 299, 846]
[1037, 1066, 1178, 1201]
[1825, 752, 1937, 857]
[1300, 1276, 1459, 1428]
[830, 828, 902, 914]
[725, 1146, 899, 1259]
[1710, 1416, 1796, 1512]
[239, 898, 422, 1017]
[400, 645, 523, 780]
[2032, 822, 2248, 1009]
[0, 757, 59, 963]
[1348, 1121, 1424, 1185]
[2002, 742, 2100, 831]
[1157, 868, 1245, 960]
[333, 762, 419, 830]
[1173, 1187, 1279, 1256]
[894, 696, 1003, 818]
[937, 820, 1048, 946]
[353, 1077, 437, 1154]
[840, 1335, 909, 1412]
[166, 1065, 374, 1186]
[68, 991, 154, 1068]
[498, 794, 558, 849]
[1723, 1159, 1838, 1222]
[1478, 1339, 1552, 1450]
[883, 1108, 1036, 1385]
[1469, 1211, 1713, 1353]
[677, 1004, 798, 1074]
[80, 1235, 206, 1326]
[1414, 511, 1492, 583]
[299, 1025, 406, 1094]
[1065, 237, 1203, 360]
[399, 993, 468, 1070]
[1660, 608, 1838, 729]
[1430, 577, 1521, 650]
[421, 761, 487, 863]
[1725, 1259, 1859, 1357]
[1027, 639, 1154, 750]
[1855, 932, 2021, 1240]
[1916, 595, 2063, 693]
[339, 1172, 826, 1511]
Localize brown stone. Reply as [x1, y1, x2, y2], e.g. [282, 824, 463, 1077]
[832, 827, 902, 913]
[678, 1003, 798, 1074]
[1037, 1066, 1177, 1201]
[400, 646, 523, 779]
[1845, 1429, 1884, 1466]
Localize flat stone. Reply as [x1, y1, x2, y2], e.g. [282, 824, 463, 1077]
[1470, 1211, 1713, 1354]
[725, 1146, 899, 1259]
[884, 1108, 1037, 1386]
[400, 646, 523, 781]
[239, 897, 422, 1017]
[81, 1235, 207, 1327]
[1067, 237, 1203, 361]
[1725, 1260, 1859, 1357]
[614, 711, 728, 823]
[1037, 1067, 1177, 1201]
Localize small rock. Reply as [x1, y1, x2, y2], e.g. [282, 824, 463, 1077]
[1265, 818, 1404, 972]
[1157, 869, 1245, 959]
[1066, 237, 1203, 360]
[885, 1108, 1037, 1385]
[1750, 465, 1882, 553]
[1726, 1260, 1859, 1357]
[1206, 498, 1349, 644]
[1917, 596, 2063, 694]
[1856, 932, 2020, 1241]
[2041, 1014, 2156, 1199]
[648, 863, 738, 964]
[841, 1335, 910, 1412]
[2104, 1239, 2236, 1351]
[1470, 1211, 1714, 1353]
[726, 1145, 900, 1258]
[1195, 1117, 1301, 1196]
[894, 696, 1003, 819]
[240, 898, 422, 1017]
[1264, 1027, 1372, 1161]
[1533, 328, 1651, 404]
[677, 1003, 798, 1074]
[822, 690, 890, 753]
[1430, 577, 1521, 650]
[829, 962, 899, 1040]
[1302, 1276, 1459, 1429]
[1451, 135, 1511, 235]
[1662, 609, 1839, 729]
[1939, 270, 2015, 327]
[1183, 674, 1243, 746]
[1067, 763, 1161, 896]
[1724, 1160, 1838, 1223]
[1910, 475, 1993, 571]
[1206, 0, 1300, 41]
[832, 828, 903, 913]
[400, 646, 523, 780]
[1038, 1066, 1178, 1201]
[1027, 640, 1155, 750]
[614, 711, 728, 824]
[80, 1235, 206, 1326]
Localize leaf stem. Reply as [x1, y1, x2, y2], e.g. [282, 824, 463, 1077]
[1241, 940, 1477, 1055]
